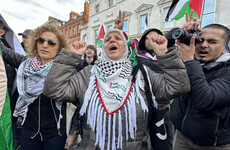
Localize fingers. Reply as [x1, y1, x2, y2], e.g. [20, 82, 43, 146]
[185, 11, 188, 22]
[122, 11, 125, 21]
[190, 36, 195, 47]
[190, 9, 194, 18]
[65, 142, 69, 149]
[119, 10, 121, 19]
[147, 34, 166, 45]
[79, 41, 86, 48]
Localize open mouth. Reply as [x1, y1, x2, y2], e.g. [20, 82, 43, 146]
[198, 51, 208, 57]
[109, 45, 118, 51]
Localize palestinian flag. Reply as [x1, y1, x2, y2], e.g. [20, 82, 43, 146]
[165, 0, 204, 21]
[96, 25, 105, 48]
[0, 49, 14, 150]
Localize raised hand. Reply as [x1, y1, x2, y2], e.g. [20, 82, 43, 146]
[114, 10, 125, 30]
[181, 10, 201, 32]
[71, 40, 87, 55]
[146, 34, 168, 56]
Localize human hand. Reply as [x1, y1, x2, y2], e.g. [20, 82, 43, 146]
[71, 40, 87, 55]
[181, 10, 201, 32]
[146, 34, 168, 55]
[114, 10, 125, 30]
[177, 36, 195, 62]
[65, 134, 76, 149]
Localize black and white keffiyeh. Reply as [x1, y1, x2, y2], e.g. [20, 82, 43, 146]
[13, 57, 62, 125]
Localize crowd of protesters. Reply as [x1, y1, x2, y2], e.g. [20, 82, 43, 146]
[0, 9, 230, 150]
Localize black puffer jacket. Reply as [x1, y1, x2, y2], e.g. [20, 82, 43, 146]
[171, 53, 230, 146]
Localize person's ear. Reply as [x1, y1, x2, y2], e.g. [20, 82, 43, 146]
[0, 29, 5, 36]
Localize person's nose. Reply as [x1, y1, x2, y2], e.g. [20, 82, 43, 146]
[200, 40, 208, 49]
[109, 37, 115, 43]
[42, 41, 49, 48]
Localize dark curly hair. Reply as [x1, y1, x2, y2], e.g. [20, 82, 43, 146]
[26, 24, 69, 58]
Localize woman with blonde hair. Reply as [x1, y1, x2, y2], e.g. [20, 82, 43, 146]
[0, 24, 69, 150]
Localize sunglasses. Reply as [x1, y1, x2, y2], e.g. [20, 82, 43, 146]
[36, 37, 57, 47]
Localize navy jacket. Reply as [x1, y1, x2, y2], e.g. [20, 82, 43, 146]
[171, 53, 230, 146]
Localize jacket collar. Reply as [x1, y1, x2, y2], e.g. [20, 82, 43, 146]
[202, 52, 230, 70]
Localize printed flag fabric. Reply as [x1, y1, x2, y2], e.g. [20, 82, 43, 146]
[0, 14, 25, 56]
[96, 25, 105, 48]
[165, 0, 204, 21]
[0, 48, 14, 150]
[0, 91, 13, 150]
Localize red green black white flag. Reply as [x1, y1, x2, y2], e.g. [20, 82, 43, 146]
[165, 0, 204, 21]
[96, 25, 105, 48]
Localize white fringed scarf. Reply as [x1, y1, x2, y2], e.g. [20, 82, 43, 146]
[80, 29, 149, 150]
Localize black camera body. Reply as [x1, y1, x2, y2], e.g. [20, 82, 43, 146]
[164, 27, 202, 47]
[172, 28, 202, 46]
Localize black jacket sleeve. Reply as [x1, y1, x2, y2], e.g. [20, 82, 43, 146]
[0, 41, 26, 68]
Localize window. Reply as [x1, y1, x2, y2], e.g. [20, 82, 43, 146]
[107, 25, 113, 30]
[96, 5, 100, 13]
[73, 26, 76, 35]
[201, 0, 215, 27]
[164, 8, 173, 29]
[123, 20, 128, 34]
[84, 34, 87, 43]
[95, 29, 99, 45]
[65, 29, 68, 37]
[109, 0, 113, 7]
[69, 28, 71, 36]
[140, 14, 147, 33]
[78, 25, 81, 33]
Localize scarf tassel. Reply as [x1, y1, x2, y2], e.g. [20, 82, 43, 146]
[80, 70, 151, 150]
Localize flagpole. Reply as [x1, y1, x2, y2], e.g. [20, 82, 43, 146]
[200, 0, 205, 27]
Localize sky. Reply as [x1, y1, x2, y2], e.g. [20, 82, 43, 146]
[0, 0, 85, 42]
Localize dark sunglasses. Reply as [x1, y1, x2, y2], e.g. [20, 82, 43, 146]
[36, 37, 57, 47]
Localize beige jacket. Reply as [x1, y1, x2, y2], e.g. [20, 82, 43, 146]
[0, 54, 7, 116]
[44, 48, 190, 149]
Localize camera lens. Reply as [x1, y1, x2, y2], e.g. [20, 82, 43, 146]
[173, 29, 182, 39]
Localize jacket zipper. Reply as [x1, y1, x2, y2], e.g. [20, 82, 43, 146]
[214, 113, 220, 146]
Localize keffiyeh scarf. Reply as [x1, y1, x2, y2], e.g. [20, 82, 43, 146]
[80, 29, 149, 150]
[13, 57, 62, 125]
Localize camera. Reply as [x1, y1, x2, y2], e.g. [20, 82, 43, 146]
[164, 27, 202, 47]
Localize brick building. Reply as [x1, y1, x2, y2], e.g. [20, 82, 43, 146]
[44, 16, 63, 27]
[58, 1, 89, 43]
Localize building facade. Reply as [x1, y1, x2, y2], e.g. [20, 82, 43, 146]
[44, 16, 63, 27]
[80, 0, 230, 49]
[58, 1, 89, 43]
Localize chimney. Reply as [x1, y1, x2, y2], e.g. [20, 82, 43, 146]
[70, 11, 80, 20]
[84, 1, 89, 22]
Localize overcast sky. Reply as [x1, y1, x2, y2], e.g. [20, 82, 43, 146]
[0, 0, 85, 41]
